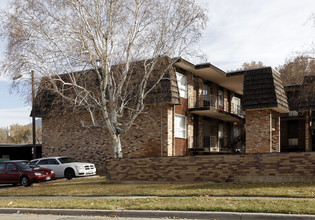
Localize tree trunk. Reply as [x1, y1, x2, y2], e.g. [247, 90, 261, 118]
[113, 134, 123, 158]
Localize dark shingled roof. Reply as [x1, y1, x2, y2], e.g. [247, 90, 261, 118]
[33, 57, 180, 117]
[241, 67, 289, 113]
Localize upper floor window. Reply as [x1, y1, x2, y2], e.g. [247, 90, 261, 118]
[218, 90, 223, 106]
[233, 97, 241, 114]
[176, 72, 187, 99]
[203, 85, 211, 106]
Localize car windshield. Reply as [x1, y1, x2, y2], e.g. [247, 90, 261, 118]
[16, 161, 39, 170]
[58, 157, 77, 164]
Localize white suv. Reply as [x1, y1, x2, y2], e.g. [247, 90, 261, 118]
[31, 156, 96, 180]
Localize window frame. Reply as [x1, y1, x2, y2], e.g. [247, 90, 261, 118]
[218, 90, 223, 107]
[38, 159, 49, 165]
[174, 114, 187, 139]
[176, 72, 187, 99]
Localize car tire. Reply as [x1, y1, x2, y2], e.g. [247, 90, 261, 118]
[65, 168, 75, 180]
[20, 176, 32, 187]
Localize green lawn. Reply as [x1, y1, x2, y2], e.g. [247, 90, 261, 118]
[0, 176, 314, 198]
[1, 197, 315, 215]
[0, 177, 314, 214]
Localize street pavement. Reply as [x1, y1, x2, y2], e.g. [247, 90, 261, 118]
[0, 208, 315, 220]
[0, 214, 165, 220]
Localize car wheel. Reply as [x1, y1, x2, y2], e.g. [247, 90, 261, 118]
[65, 168, 75, 180]
[20, 176, 31, 187]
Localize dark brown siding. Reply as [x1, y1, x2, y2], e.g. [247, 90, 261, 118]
[175, 98, 188, 115]
[174, 138, 187, 156]
[174, 97, 188, 156]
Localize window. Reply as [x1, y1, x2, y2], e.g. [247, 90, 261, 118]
[175, 114, 186, 138]
[288, 138, 298, 146]
[289, 111, 298, 117]
[218, 90, 223, 106]
[233, 97, 241, 114]
[6, 163, 16, 171]
[218, 123, 224, 139]
[0, 163, 5, 171]
[38, 159, 49, 165]
[203, 85, 211, 106]
[48, 159, 59, 165]
[58, 157, 77, 164]
[233, 126, 241, 138]
[176, 72, 187, 98]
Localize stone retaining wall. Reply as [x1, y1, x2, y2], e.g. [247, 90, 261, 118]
[105, 152, 315, 183]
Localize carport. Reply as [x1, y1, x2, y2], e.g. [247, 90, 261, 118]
[0, 144, 42, 160]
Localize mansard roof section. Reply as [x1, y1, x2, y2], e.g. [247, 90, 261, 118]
[242, 67, 289, 113]
[174, 58, 244, 95]
[284, 74, 315, 111]
[34, 56, 181, 117]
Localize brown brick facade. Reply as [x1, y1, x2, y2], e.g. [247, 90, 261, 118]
[246, 110, 280, 153]
[106, 152, 315, 183]
[41, 104, 173, 174]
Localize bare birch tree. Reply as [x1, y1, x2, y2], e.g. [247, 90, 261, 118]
[0, 0, 207, 158]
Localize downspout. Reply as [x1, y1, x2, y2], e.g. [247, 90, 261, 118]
[172, 105, 175, 156]
[160, 104, 163, 156]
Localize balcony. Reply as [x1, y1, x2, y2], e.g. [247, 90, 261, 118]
[190, 94, 244, 122]
[231, 103, 245, 117]
[188, 136, 219, 154]
[188, 136, 234, 155]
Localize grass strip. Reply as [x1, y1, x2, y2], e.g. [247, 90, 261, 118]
[1, 197, 315, 215]
[0, 177, 314, 198]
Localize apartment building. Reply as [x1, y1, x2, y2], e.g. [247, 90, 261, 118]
[34, 57, 289, 173]
[173, 59, 245, 155]
[281, 75, 315, 152]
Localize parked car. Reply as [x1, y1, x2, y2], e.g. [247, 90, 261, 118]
[31, 156, 96, 180]
[0, 160, 55, 187]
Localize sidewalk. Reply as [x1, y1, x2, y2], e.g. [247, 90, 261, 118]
[0, 195, 314, 200]
[0, 208, 315, 220]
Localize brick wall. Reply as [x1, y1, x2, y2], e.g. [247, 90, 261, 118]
[246, 109, 281, 153]
[41, 104, 173, 174]
[106, 152, 315, 183]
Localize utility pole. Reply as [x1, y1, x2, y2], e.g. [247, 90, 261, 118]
[12, 71, 37, 159]
[31, 70, 36, 159]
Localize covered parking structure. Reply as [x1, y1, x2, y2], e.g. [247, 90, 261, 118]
[0, 144, 42, 160]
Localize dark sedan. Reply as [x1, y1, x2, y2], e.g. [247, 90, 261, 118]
[0, 160, 55, 187]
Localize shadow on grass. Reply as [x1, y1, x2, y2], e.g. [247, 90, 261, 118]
[175, 182, 315, 190]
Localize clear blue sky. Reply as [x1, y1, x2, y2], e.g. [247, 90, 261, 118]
[1, 0, 315, 128]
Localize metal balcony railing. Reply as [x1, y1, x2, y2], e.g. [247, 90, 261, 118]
[194, 94, 244, 118]
[231, 103, 245, 117]
[191, 136, 218, 150]
[202, 94, 217, 108]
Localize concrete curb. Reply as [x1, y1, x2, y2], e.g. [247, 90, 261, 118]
[0, 208, 314, 220]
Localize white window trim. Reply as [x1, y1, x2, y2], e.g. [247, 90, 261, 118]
[174, 114, 187, 139]
[176, 72, 187, 99]
[232, 97, 241, 113]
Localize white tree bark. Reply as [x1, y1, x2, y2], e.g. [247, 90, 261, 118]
[1, 0, 207, 158]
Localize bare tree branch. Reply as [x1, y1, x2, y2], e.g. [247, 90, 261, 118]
[1, 0, 207, 158]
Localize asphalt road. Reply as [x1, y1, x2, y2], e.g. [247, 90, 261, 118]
[0, 214, 163, 220]
[1, 214, 104, 220]
[1, 209, 315, 220]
